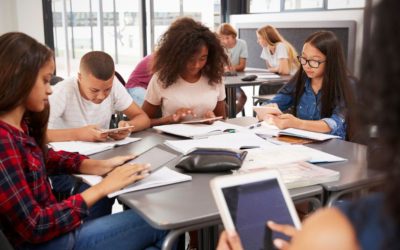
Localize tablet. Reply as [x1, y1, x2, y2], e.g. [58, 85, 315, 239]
[127, 144, 182, 173]
[101, 125, 135, 134]
[253, 106, 282, 117]
[210, 170, 301, 249]
[181, 116, 223, 124]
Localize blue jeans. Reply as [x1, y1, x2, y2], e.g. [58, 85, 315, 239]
[20, 210, 167, 250]
[49, 175, 114, 220]
[127, 87, 146, 107]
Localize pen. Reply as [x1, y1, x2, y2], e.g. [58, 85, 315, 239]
[239, 146, 260, 150]
[248, 122, 263, 130]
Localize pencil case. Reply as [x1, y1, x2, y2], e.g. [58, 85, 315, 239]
[175, 148, 247, 173]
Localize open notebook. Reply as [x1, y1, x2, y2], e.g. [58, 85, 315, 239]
[249, 122, 341, 141]
[49, 137, 141, 155]
[76, 167, 192, 198]
[154, 121, 246, 138]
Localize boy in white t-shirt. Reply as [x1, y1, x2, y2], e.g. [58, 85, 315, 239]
[48, 51, 150, 142]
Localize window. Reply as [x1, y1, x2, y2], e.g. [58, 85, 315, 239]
[327, 0, 365, 9]
[51, 0, 220, 78]
[249, 0, 281, 13]
[284, 0, 323, 10]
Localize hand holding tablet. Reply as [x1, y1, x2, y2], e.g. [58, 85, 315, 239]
[211, 170, 300, 250]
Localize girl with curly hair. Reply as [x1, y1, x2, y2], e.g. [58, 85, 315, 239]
[142, 17, 228, 126]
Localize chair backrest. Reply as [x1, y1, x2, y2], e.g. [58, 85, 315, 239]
[115, 71, 126, 86]
[0, 226, 14, 250]
[50, 75, 64, 86]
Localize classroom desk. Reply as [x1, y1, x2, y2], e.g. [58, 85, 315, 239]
[228, 116, 386, 206]
[90, 128, 323, 250]
[223, 69, 291, 118]
[306, 140, 385, 206]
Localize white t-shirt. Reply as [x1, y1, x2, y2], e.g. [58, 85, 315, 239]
[227, 38, 248, 66]
[260, 42, 297, 75]
[145, 74, 226, 117]
[48, 76, 133, 129]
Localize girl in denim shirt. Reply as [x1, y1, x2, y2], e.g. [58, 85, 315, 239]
[262, 31, 353, 140]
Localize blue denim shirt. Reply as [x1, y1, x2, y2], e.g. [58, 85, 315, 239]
[267, 78, 347, 139]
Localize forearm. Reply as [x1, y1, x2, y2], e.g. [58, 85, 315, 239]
[150, 115, 173, 126]
[127, 113, 151, 131]
[80, 184, 106, 208]
[79, 159, 109, 175]
[295, 119, 332, 133]
[47, 128, 81, 142]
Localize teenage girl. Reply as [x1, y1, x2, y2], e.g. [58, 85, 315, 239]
[0, 32, 166, 250]
[142, 17, 228, 126]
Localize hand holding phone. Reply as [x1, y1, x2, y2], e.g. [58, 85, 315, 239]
[100, 125, 135, 134]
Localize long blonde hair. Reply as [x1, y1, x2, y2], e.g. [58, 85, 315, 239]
[257, 25, 299, 71]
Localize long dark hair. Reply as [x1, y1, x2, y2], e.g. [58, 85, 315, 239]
[358, 0, 400, 238]
[152, 17, 228, 87]
[0, 32, 53, 150]
[292, 31, 354, 139]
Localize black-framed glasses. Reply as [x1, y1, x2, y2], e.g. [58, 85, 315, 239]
[297, 56, 326, 68]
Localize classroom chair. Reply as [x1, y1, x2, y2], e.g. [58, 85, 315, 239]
[0, 223, 14, 250]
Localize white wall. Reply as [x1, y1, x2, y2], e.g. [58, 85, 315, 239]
[0, 0, 17, 34]
[230, 9, 364, 77]
[0, 0, 44, 43]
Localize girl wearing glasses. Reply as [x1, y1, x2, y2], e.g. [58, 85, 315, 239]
[256, 25, 299, 75]
[261, 31, 353, 140]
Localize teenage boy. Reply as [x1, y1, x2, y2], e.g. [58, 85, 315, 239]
[48, 51, 150, 142]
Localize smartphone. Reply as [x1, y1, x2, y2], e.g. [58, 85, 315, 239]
[101, 125, 135, 134]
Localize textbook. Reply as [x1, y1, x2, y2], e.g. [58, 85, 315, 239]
[49, 137, 141, 155]
[75, 167, 192, 198]
[240, 161, 340, 189]
[153, 121, 246, 139]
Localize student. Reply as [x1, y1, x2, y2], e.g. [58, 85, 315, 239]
[261, 31, 353, 140]
[125, 54, 154, 106]
[0, 32, 167, 249]
[217, 1, 400, 249]
[256, 25, 299, 75]
[48, 51, 151, 142]
[216, 23, 248, 115]
[142, 17, 228, 126]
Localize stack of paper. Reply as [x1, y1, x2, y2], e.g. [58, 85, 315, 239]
[154, 121, 247, 138]
[241, 145, 346, 169]
[76, 167, 192, 198]
[240, 161, 340, 189]
[49, 137, 141, 155]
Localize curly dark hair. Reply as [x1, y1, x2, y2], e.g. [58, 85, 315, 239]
[152, 17, 228, 87]
[357, 0, 400, 240]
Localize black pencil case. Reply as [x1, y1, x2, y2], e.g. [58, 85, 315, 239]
[175, 148, 247, 173]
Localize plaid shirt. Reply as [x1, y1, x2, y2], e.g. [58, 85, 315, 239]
[0, 120, 89, 246]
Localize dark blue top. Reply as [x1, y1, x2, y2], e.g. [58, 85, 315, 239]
[267, 78, 346, 139]
[338, 193, 399, 250]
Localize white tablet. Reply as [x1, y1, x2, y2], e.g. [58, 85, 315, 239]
[210, 170, 301, 249]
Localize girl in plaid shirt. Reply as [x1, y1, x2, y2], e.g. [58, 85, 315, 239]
[0, 32, 167, 249]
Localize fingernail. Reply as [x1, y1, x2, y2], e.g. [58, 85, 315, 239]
[274, 239, 283, 249]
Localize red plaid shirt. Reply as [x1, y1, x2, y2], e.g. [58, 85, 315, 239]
[0, 120, 89, 246]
